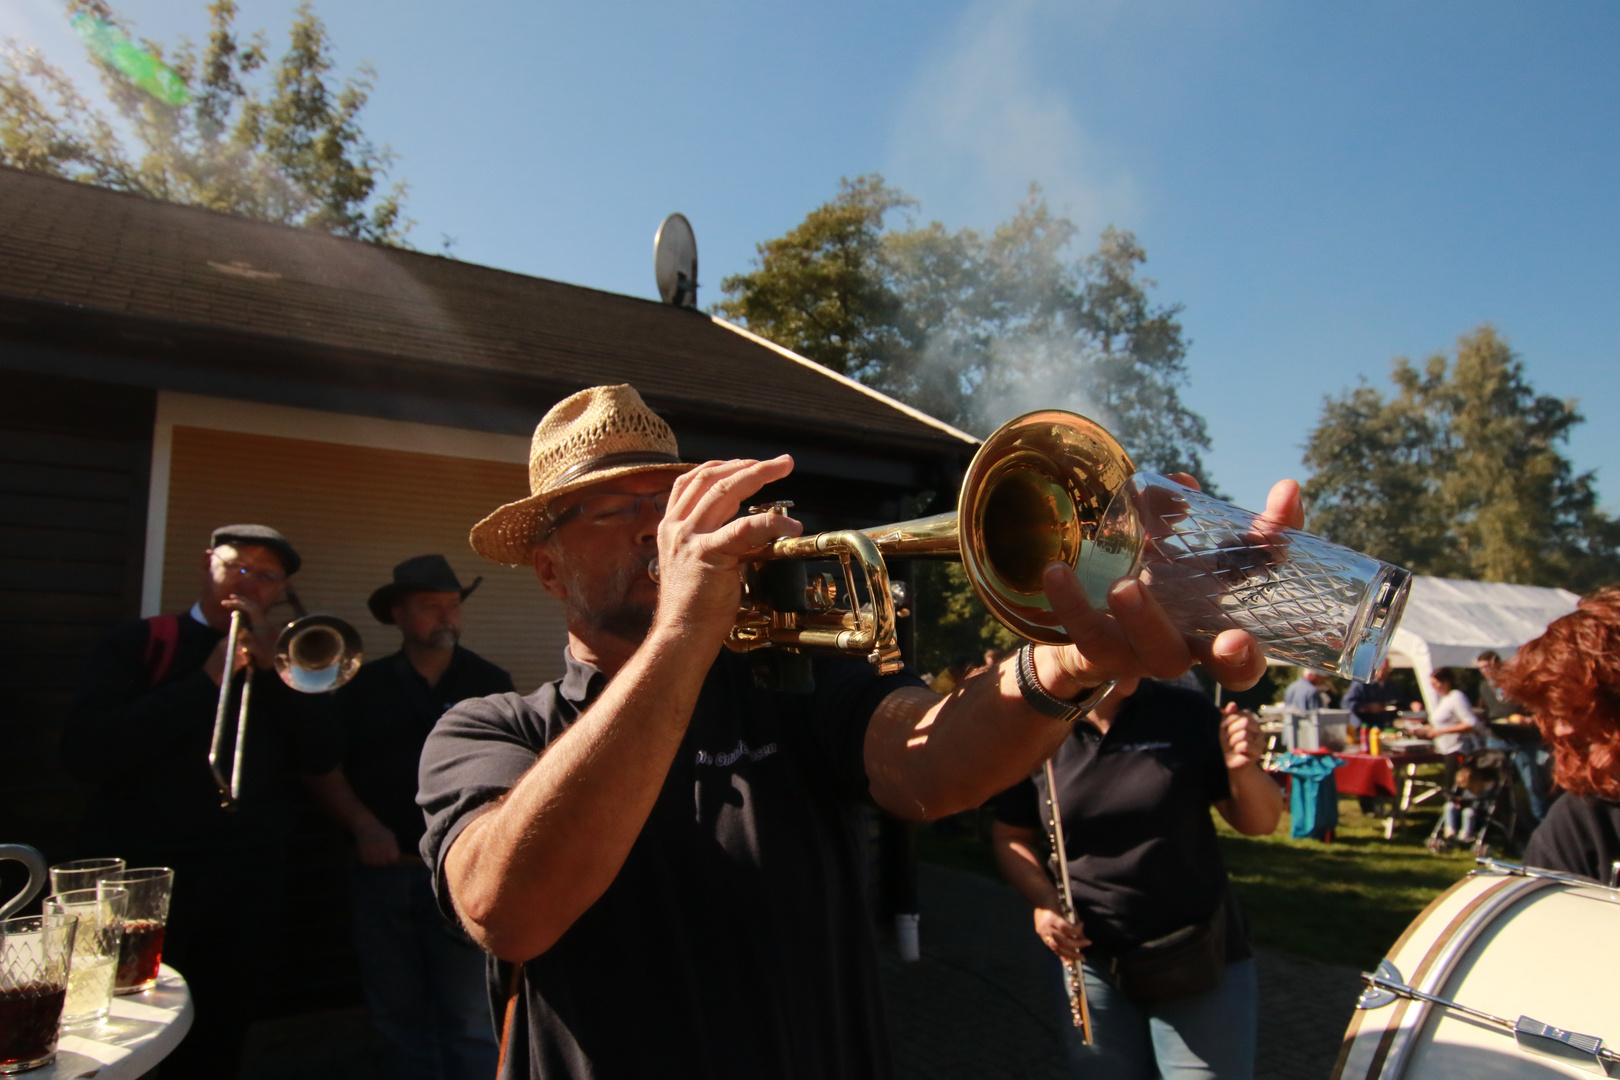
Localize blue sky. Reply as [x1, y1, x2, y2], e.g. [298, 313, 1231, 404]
[8, 0, 1617, 514]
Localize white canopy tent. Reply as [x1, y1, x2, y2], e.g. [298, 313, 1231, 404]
[1385, 576, 1580, 710]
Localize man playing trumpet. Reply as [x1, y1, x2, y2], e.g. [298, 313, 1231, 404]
[418, 385, 1303, 1078]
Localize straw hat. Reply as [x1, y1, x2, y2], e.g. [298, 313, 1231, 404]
[469, 385, 692, 566]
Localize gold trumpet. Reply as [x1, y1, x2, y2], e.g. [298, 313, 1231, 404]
[726, 410, 1136, 672]
[210, 586, 362, 809]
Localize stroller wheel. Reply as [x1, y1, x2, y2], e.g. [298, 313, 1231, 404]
[1425, 836, 1447, 854]
[1472, 839, 1492, 858]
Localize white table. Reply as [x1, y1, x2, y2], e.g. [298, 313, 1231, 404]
[41, 966, 192, 1079]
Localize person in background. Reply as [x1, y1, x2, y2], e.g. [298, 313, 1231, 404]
[1344, 660, 1401, 731]
[65, 525, 329, 1079]
[1413, 667, 1490, 843]
[1413, 668, 1486, 756]
[1283, 669, 1329, 712]
[1476, 649, 1550, 824]
[1498, 588, 1620, 881]
[992, 682, 1284, 1079]
[304, 555, 514, 1080]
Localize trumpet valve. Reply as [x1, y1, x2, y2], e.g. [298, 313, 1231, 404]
[805, 573, 838, 612]
[748, 500, 795, 517]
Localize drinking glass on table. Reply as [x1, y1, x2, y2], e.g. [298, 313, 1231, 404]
[43, 886, 126, 1028]
[0, 912, 78, 1074]
[98, 868, 173, 995]
[48, 858, 124, 896]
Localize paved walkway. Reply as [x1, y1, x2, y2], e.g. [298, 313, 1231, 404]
[243, 862, 1366, 1079]
[884, 863, 1367, 1080]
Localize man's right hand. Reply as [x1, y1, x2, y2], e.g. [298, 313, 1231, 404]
[1035, 906, 1089, 961]
[651, 455, 803, 646]
[203, 631, 253, 687]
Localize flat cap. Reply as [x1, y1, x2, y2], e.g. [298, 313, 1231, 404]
[210, 524, 302, 575]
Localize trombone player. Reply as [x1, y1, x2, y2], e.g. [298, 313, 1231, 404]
[419, 386, 1306, 1079]
[66, 524, 335, 1080]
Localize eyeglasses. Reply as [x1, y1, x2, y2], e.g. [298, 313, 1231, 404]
[213, 556, 287, 587]
[543, 491, 670, 538]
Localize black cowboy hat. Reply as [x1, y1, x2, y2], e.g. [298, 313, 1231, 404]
[367, 555, 483, 625]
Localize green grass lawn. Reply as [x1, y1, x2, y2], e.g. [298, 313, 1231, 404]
[915, 793, 1482, 972]
[1215, 799, 1476, 969]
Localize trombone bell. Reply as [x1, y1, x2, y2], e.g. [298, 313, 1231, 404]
[210, 608, 363, 809]
[276, 615, 364, 693]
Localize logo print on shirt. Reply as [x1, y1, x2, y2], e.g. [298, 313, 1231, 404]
[695, 740, 778, 767]
[1113, 740, 1173, 753]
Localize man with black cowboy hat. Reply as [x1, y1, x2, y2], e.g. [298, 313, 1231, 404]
[304, 555, 512, 1080]
[66, 524, 330, 1079]
[417, 385, 1303, 1079]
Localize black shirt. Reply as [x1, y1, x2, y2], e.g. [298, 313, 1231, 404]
[1524, 793, 1620, 883]
[1343, 679, 1401, 722]
[992, 681, 1250, 962]
[314, 645, 514, 851]
[418, 647, 925, 1080]
[65, 609, 329, 856]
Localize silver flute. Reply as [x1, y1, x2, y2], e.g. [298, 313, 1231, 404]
[1043, 759, 1093, 1044]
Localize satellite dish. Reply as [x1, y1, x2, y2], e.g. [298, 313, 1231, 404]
[654, 213, 698, 309]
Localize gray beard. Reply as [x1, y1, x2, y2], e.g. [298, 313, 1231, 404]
[562, 552, 657, 644]
[425, 627, 460, 650]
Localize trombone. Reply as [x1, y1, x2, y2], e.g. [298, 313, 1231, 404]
[209, 587, 362, 809]
[725, 410, 1136, 672]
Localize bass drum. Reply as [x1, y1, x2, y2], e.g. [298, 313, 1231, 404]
[1334, 868, 1620, 1079]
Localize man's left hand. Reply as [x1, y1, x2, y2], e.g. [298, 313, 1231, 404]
[1219, 704, 1264, 770]
[1034, 478, 1304, 696]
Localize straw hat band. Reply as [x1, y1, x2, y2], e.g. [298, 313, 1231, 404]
[549, 451, 683, 491]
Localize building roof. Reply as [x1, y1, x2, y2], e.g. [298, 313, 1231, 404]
[0, 166, 975, 454]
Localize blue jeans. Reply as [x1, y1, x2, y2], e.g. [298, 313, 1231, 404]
[1068, 958, 1258, 1079]
[1485, 736, 1550, 823]
[350, 862, 498, 1080]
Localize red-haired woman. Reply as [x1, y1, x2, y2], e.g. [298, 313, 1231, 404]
[1498, 586, 1620, 880]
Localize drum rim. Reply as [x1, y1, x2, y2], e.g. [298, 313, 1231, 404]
[1334, 872, 1553, 1080]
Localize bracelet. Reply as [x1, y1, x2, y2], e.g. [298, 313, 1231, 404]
[1015, 643, 1115, 723]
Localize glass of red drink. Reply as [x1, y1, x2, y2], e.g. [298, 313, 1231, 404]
[0, 912, 77, 1074]
[97, 868, 172, 995]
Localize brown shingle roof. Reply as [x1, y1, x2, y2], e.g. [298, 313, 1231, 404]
[0, 167, 974, 451]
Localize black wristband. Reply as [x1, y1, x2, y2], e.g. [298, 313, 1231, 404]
[1015, 644, 1115, 722]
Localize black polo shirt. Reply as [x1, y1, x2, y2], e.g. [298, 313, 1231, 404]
[1524, 794, 1620, 882]
[418, 646, 925, 1080]
[992, 680, 1250, 963]
[66, 609, 329, 857]
[316, 645, 514, 851]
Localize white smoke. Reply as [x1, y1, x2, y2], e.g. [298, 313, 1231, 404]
[886, 0, 1137, 240]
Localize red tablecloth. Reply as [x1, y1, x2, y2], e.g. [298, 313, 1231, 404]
[1327, 752, 1398, 798]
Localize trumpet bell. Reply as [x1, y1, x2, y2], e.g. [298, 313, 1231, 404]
[957, 411, 1138, 644]
[275, 614, 363, 693]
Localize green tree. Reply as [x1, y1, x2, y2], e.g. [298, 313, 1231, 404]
[1, 0, 407, 243]
[718, 178, 1209, 476]
[720, 177, 1215, 670]
[1304, 325, 1620, 590]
